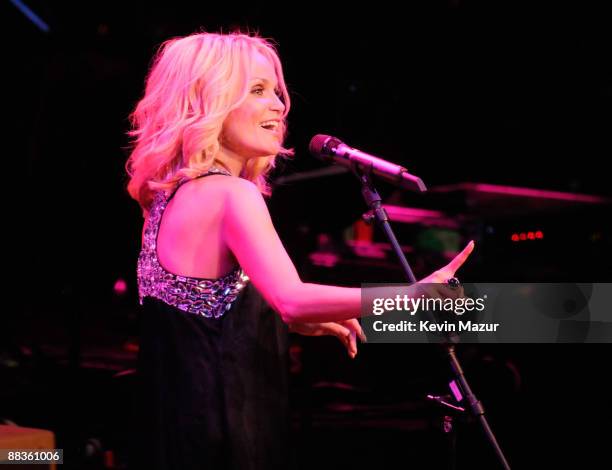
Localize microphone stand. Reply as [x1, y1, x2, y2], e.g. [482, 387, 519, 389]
[352, 164, 511, 470]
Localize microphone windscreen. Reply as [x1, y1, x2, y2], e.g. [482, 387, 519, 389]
[308, 134, 332, 159]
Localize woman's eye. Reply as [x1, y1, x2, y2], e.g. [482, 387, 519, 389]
[252, 87, 264, 95]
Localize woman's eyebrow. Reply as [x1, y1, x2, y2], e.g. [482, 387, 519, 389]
[251, 77, 279, 86]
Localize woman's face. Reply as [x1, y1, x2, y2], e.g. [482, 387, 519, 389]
[220, 51, 286, 161]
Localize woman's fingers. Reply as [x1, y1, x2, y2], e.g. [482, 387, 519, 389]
[342, 318, 367, 343]
[322, 323, 353, 355]
[340, 320, 362, 359]
[444, 240, 475, 276]
[348, 330, 357, 358]
[323, 322, 349, 338]
[328, 322, 358, 358]
[302, 321, 362, 358]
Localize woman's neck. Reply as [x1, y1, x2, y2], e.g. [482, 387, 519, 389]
[214, 152, 245, 177]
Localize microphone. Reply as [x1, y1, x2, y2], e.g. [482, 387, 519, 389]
[308, 134, 427, 192]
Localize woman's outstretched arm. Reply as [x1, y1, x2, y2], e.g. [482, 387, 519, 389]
[221, 176, 474, 324]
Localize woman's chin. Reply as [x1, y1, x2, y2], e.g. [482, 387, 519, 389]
[255, 146, 281, 158]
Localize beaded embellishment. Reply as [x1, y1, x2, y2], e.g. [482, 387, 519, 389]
[137, 168, 250, 318]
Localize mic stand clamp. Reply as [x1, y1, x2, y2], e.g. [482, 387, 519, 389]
[426, 391, 465, 470]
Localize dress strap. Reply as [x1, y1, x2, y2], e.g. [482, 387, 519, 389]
[168, 166, 232, 202]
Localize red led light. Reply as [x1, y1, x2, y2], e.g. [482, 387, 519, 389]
[512, 230, 544, 242]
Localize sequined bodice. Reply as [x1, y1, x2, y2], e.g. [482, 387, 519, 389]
[137, 168, 250, 318]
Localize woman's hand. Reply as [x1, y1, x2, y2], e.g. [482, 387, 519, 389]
[418, 240, 475, 298]
[289, 319, 367, 359]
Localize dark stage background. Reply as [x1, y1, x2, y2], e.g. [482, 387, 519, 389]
[3, 1, 611, 469]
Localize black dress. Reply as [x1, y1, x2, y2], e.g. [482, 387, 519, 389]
[131, 169, 290, 470]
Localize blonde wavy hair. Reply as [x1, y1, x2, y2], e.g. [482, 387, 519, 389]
[126, 31, 293, 212]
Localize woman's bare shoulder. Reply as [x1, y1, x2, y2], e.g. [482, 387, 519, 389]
[177, 175, 261, 211]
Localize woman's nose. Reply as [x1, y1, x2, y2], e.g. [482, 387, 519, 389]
[270, 94, 285, 113]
